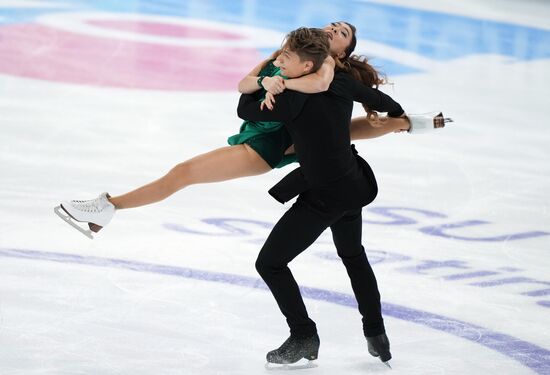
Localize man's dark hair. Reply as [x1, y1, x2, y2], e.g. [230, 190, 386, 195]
[285, 27, 330, 72]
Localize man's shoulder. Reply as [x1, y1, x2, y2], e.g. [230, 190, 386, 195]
[327, 71, 353, 96]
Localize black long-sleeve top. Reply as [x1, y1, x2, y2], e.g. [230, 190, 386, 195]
[237, 71, 404, 209]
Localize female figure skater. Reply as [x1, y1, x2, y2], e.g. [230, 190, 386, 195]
[54, 22, 436, 238]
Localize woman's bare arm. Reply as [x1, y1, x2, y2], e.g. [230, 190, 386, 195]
[238, 50, 283, 94]
[284, 56, 335, 93]
[238, 58, 272, 94]
[261, 56, 336, 110]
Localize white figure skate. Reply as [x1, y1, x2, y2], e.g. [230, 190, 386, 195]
[54, 192, 115, 239]
[408, 112, 453, 134]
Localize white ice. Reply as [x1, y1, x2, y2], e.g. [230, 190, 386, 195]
[0, 1, 549, 374]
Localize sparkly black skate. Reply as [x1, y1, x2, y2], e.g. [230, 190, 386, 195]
[366, 333, 392, 368]
[265, 334, 320, 369]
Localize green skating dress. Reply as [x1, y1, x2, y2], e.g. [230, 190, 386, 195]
[227, 60, 297, 169]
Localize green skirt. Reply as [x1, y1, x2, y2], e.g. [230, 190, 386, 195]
[227, 121, 297, 169]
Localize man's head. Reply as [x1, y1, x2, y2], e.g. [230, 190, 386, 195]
[274, 27, 330, 78]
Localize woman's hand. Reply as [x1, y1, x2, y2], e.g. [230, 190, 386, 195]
[262, 76, 285, 95]
[260, 92, 276, 111]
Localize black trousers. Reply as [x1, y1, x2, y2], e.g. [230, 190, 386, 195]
[256, 198, 385, 338]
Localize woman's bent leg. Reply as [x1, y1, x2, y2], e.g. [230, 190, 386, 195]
[110, 144, 271, 209]
[350, 116, 410, 140]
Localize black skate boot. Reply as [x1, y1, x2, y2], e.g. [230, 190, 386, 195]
[366, 333, 392, 366]
[266, 334, 320, 364]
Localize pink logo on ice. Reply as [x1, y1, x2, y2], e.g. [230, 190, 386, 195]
[0, 15, 262, 91]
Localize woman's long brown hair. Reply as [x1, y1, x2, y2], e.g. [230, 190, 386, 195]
[341, 55, 388, 118]
[335, 22, 388, 117]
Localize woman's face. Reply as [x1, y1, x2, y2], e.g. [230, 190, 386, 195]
[323, 22, 353, 59]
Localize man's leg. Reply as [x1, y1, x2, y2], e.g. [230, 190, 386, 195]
[330, 209, 392, 364]
[330, 209, 385, 337]
[256, 200, 337, 337]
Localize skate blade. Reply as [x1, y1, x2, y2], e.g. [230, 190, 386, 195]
[264, 359, 318, 371]
[434, 112, 454, 128]
[54, 206, 94, 239]
[383, 360, 392, 369]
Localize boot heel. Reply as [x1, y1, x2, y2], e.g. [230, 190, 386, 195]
[88, 223, 103, 233]
[305, 348, 319, 360]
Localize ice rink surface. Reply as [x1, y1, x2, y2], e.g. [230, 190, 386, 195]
[0, 0, 549, 374]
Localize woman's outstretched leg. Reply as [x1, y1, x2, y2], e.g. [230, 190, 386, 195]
[111, 144, 271, 209]
[56, 144, 271, 237]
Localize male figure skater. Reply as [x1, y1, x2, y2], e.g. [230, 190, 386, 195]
[237, 27, 404, 367]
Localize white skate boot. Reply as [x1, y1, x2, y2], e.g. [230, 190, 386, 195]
[54, 192, 115, 239]
[407, 112, 453, 134]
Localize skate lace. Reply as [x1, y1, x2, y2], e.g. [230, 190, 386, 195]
[72, 198, 103, 213]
